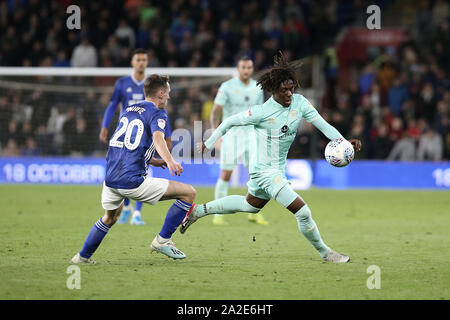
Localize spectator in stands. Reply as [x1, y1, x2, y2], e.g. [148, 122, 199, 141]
[1, 138, 21, 157]
[358, 63, 376, 95]
[71, 35, 97, 67]
[115, 19, 136, 49]
[388, 75, 409, 116]
[387, 131, 416, 161]
[0, 96, 12, 147]
[170, 11, 195, 47]
[416, 82, 438, 122]
[433, 100, 449, 136]
[22, 137, 40, 156]
[377, 58, 397, 99]
[53, 50, 70, 67]
[417, 127, 443, 161]
[372, 124, 393, 159]
[389, 117, 404, 142]
[62, 108, 77, 155]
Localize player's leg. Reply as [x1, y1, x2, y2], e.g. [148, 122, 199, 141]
[130, 201, 145, 225]
[212, 169, 232, 225]
[122, 177, 196, 259]
[213, 132, 238, 225]
[275, 184, 349, 263]
[117, 197, 132, 224]
[244, 144, 268, 226]
[180, 183, 270, 234]
[70, 184, 125, 264]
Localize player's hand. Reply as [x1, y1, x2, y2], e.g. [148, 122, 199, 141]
[196, 141, 207, 154]
[348, 139, 362, 152]
[99, 128, 108, 144]
[149, 158, 167, 169]
[167, 160, 183, 176]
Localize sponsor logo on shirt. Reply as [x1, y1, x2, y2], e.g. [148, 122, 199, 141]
[158, 119, 166, 129]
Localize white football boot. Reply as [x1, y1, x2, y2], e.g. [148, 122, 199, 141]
[70, 253, 96, 264]
[323, 249, 350, 263]
[150, 236, 186, 260]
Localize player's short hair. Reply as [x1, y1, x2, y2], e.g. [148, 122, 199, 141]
[144, 74, 169, 97]
[236, 56, 252, 65]
[132, 48, 148, 58]
[257, 51, 303, 93]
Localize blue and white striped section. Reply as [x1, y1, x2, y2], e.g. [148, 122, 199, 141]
[174, 199, 192, 212]
[95, 219, 111, 233]
[144, 142, 155, 163]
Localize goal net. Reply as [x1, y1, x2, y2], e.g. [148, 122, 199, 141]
[0, 63, 317, 160]
[0, 67, 238, 158]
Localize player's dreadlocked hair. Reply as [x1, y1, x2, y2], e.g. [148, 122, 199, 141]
[257, 51, 303, 93]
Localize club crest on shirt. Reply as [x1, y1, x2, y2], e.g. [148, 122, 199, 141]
[269, 118, 275, 124]
[244, 109, 252, 117]
[281, 125, 289, 133]
[126, 87, 132, 93]
[158, 119, 166, 129]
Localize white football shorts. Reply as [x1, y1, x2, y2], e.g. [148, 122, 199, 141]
[101, 177, 170, 210]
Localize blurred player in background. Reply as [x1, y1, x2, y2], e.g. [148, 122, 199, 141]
[209, 56, 268, 226]
[71, 74, 195, 263]
[181, 54, 362, 263]
[99, 48, 172, 225]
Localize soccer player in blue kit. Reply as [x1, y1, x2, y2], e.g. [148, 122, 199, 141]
[99, 48, 172, 225]
[71, 74, 196, 263]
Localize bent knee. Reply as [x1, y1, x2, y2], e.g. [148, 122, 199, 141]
[189, 185, 197, 200]
[181, 184, 196, 203]
[244, 199, 260, 214]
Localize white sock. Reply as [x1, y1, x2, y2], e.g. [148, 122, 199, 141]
[157, 234, 169, 243]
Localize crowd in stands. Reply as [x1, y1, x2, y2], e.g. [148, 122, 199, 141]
[0, 0, 448, 160]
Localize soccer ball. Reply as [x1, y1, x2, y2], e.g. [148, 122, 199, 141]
[324, 138, 355, 167]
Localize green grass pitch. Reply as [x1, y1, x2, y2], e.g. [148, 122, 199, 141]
[0, 185, 449, 300]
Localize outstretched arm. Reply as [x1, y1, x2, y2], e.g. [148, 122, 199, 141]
[204, 112, 250, 150]
[311, 115, 344, 140]
[311, 115, 361, 151]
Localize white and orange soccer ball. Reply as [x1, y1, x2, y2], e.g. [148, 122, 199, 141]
[324, 138, 355, 167]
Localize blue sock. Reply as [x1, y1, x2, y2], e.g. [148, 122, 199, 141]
[159, 199, 192, 239]
[124, 198, 130, 206]
[79, 218, 111, 258]
[135, 201, 143, 212]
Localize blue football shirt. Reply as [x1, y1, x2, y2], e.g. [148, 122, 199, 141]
[102, 75, 146, 129]
[104, 100, 169, 189]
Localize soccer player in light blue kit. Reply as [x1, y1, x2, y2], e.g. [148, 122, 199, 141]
[210, 56, 268, 226]
[71, 74, 196, 264]
[99, 48, 173, 225]
[181, 55, 362, 263]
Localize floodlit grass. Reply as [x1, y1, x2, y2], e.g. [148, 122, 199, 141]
[1, 185, 449, 299]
